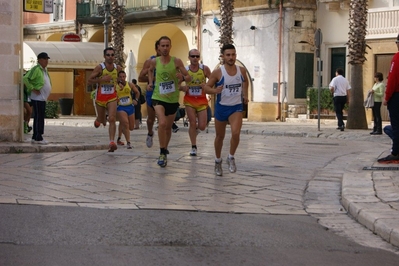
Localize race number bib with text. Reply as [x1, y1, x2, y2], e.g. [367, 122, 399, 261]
[119, 96, 131, 105]
[188, 86, 202, 96]
[101, 84, 115, 95]
[226, 84, 241, 96]
[159, 81, 176, 94]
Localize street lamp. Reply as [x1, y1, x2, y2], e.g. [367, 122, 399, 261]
[95, 0, 126, 49]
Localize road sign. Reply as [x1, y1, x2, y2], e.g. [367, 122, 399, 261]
[62, 33, 81, 42]
[24, 0, 53, 14]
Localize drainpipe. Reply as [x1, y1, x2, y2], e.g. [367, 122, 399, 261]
[197, 0, 201, 53]
[276, 1, 283, 121]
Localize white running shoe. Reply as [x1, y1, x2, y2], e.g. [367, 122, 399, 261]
[32, 139, 48, 145]
[190, 148, 197, 156]
[227, 157, 236, 173]
[214, 159, 223, 176]
[146, 132, 153, 148]
[126, 142, 132, 149]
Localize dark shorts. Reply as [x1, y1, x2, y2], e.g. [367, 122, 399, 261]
[152, 100, 180, 116]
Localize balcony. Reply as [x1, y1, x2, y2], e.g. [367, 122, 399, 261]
[367, 7, 399, 39]
[77, 0, 197, 25]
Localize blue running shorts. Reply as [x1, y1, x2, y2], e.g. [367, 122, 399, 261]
[214, 103, 243, 122]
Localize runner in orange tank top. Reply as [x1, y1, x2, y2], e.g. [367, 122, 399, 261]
[88, 47, 123, 152]
[180, 49, 211, 156]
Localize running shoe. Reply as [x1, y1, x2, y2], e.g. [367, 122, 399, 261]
[214, 159, 223, 176]
[117, 138, 125, 145]
[32, 139, 48, 145]
[94, 119, 101, 128]
[378, 154, 399, 164]
[126, 142, 132, 149]
[146, 132, 153, 148]
[190, 147, 197, 156]
[158, 154, 167, 167]
[227, 157, 237, 173]
[108, 141, 117, 152]
[172, 123, 179, 133]
[28, 126, 32, 133]
[196, 129, 201, 135]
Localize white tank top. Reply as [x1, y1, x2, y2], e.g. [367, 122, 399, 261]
[217, 65, 243, 106]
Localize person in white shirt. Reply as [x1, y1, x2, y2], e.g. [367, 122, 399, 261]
[329, 68, 351, 131]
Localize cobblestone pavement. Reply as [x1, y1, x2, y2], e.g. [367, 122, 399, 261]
[0, 116, 398, 252]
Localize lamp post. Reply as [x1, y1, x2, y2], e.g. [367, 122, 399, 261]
[314, 29, 323, 131]
[95, 0, 126, 49]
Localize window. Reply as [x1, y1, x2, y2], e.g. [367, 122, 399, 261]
[51, 0, 64, 22]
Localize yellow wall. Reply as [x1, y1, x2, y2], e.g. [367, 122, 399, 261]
[248, 102, 277, 121]
[48, 70, 73, 100]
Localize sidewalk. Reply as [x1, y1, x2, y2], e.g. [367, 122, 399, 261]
[1, 116, 398, 248]
[0, 116, 388, 154]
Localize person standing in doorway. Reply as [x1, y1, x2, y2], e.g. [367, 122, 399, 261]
[180, 49, 211, 156]
[204, 44, 249, 176]
[369, 72, 385, 135]
[88, 47, 123, 152]
[329, 68, 351, 131]
[23, 74, 33, 134]
[147, 36, 191, 167]
[139, 40, 161, 149]
[23, 52, 52, 144]
[132, 79, 143, 129]
[378, 35, 399, 163]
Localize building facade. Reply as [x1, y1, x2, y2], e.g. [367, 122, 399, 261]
[0, 1, 22, 141]
[1, 0, 399, 141]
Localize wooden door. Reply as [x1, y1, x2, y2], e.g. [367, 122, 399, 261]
[73, 69, 95, 115]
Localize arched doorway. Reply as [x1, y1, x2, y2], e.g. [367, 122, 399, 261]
[137, 23, 190, 117]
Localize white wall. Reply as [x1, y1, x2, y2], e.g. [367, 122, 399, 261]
[201, 11, 284, 103]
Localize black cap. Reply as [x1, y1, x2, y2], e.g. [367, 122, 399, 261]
[37, 52, 50, 59]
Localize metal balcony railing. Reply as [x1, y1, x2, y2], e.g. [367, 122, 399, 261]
[77, 0, 196, 19]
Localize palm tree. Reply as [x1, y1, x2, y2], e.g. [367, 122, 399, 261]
[110, 0, 125, 68]
[346, 0, 368, 129]
[219, 0, 234, 48]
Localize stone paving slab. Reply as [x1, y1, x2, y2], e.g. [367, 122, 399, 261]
[0, 116, 399, 248]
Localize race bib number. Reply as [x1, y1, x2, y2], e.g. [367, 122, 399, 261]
[226, 84, 241, 96]
[119, 96, 131, 105]
[188, 86, 202, 96]
[159, 81, 175, 94]
[101, 84, 114, 95]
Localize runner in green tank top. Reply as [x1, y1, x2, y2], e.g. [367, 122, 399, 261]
[147, 36, 191, 167]
[151, 56, 180, 103]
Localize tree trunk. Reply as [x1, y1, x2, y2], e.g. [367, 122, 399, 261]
[110, 0, 125, 68]
[346, 64, 368, 129]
